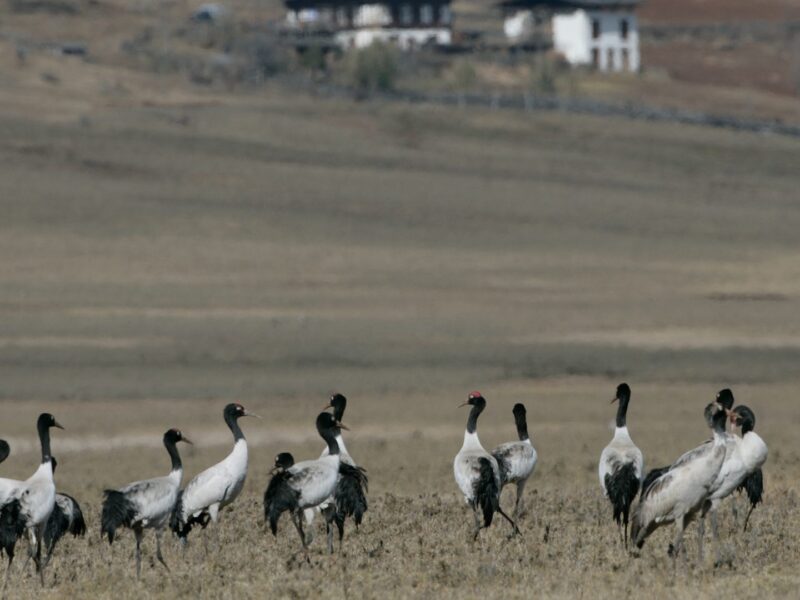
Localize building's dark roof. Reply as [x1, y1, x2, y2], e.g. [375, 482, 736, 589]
[285, 0, 450, 9]
[497, 0, 640, 9]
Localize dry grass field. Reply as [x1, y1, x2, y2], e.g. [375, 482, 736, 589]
[1, 62, 800, 598]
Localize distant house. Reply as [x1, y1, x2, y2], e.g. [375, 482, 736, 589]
[283, 0, 453, 50]
[499, 0, 641, 72]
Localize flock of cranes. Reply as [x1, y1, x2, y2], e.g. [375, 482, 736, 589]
[598, 384, 767, 566]
[451, 383, 767, 566]
[0, 385, 767, 587]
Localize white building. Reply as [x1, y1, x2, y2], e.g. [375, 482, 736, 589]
[284, 0, 453, 50]
[501, 0, 642, 72]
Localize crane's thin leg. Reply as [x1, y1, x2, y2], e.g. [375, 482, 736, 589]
[470, 505, 482, 541]
[291, 511, 310, 564]
[623, 512, 630, 552]
[669, 517, 686, 571]
[35, 525, 45, 587]
[3, 550, 15, 592]
[155, 529, 170, 572]
[710, 508, 722, 567]
[743, 504, 755, 533]
[497, 506, 521, 538]
[514, 480, 527, 521]
[731, 496, 739, 530]
[134, 528, 143, 580]
[697, 515, 705, 563]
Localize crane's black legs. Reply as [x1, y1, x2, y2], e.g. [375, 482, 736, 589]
[291, 511, 310, 564]
[497, 507, 521, 538]
[134, 528, 143, 580]
[35, 530, 44, 587]
[470, 507, 481, 541]
[743, 504, 756, 532]
[155, 530, 170, 573]
[514, 480, 527, 521]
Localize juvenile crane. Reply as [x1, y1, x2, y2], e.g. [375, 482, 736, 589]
[42, 457, 86, 566]
[599, 383, 643, 549]
[101, 428, 191, 578]
[640, 389, 737, 561]
[171, 403, 258, 546]
[0, 413, 64, 587]
[492, 403, 537, 520]
[263, 412, 347, 559]
[453, 392, 519, 540]
[630, 401, 728, 563]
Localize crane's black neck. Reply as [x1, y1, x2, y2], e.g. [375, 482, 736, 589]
[322, 430, 340, 456]
[466, 402, 485, 434]
[514, 412, 529, 441]
[225, 411, 245, 442]
[37, 419, 52, 464]
[740, 420, 754, 435]
[712, 409, 727, 435]
[165, 438, 183, 472]
[615, 395, 630, 428]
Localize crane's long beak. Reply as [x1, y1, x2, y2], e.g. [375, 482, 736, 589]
[244, 410, 261, 419]
[322, 402, 333, 410]
[610, 397, 618, 404]
[53, 420, 65, 430]
[183, 436, 194, 445]
[458, 401, 469, 408]
[336, 421, 350, 431]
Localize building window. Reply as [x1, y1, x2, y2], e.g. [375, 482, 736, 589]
[620, 18, 629, 39]
[400, 3, 413, 25]
[420, 4, 433, 25]
[439, 5, 452, 25]
[607, 48, 614, 70]
[621, 48, 629, 70]
[591, 48, 599, 67]
[591, 19, 600, 39]
[336, 6, 349, 26]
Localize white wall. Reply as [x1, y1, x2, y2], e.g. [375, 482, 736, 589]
[551, 9, 640, 72]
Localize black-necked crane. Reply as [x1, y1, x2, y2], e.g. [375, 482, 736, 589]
[170, 403, 258, 546]
[640, 389, 736, 562]
[263, 412, 346, 560]
[305, 394, 368, 548]
[453, 392, 519, 540]
[599, 383, 643, 549]
[0, 413, 64, 587]
[101, 428, 191, 578]
[730, 405, 767, 532]
[630, 401, 728, 563]
[492, 403, 537, 521]
[42, 457, 86, 566]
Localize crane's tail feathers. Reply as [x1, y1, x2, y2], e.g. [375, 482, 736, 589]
[0, 499, 26, 559]
[737, 468, 763, 508]
[605, 463, 640, 526]
[738, 468, 763, 532]
[335, 463, 368, 527]
[263, 471, 299, 536]
[474, 457, 500, 528]
[169, 489, 207, 541]
[70, 499, 87, 537]
[44, 502, 68, 548]
[641, 466, 669, 497]
[101, 490, 135, 545]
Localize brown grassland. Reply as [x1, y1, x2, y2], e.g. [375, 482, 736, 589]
[1, 46, 800, 598]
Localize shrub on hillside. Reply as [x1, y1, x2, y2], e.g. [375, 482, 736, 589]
[347, 43, 398, 95]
